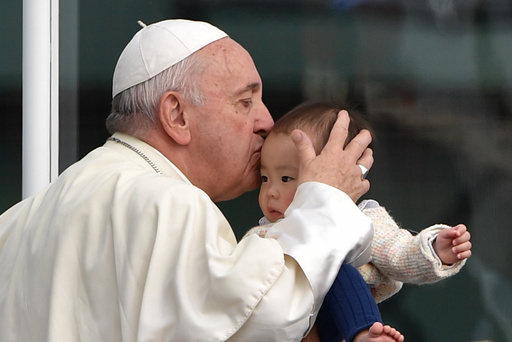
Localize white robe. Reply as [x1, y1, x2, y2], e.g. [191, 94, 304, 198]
[0, 132, 373, 342]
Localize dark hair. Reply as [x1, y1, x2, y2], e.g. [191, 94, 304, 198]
[272, 101, 375, 154]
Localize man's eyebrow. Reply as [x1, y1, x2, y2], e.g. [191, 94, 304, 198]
[234, 82, 260, 96]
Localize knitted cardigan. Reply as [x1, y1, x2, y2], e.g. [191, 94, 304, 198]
[245, 200, 466, 303]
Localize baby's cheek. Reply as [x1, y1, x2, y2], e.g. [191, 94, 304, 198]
[258, 193, 265, 209]
[284, 193, 296, 208]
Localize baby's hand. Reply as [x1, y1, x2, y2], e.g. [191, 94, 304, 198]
[434, 224, 472, 265]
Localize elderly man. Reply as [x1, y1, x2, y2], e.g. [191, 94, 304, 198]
[0, 20, 374, 341]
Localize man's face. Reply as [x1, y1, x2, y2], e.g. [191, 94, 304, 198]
[187, 38, 274, 202]
[258, 132, 299, 223]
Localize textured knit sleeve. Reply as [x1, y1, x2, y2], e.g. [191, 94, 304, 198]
[362, 206, 466, 284]
[357, 263, 403, 303]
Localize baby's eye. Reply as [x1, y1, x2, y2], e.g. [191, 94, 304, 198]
[261, 175, 268, 183]
[282, 176, 294, 183]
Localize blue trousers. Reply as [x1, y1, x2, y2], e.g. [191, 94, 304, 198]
[316, 264, 382, 342]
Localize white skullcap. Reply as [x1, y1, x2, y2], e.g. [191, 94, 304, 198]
[112, 19, 228, 98]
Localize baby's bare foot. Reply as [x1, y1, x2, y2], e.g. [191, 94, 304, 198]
[353, 322, 404, 342]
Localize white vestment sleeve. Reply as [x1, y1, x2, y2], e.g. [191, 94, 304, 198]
[229, 182, 373, 341]
[0, 135, 374, 342]
[267, 182, 374, 312]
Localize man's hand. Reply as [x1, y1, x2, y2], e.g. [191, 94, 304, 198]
[291, 110, 374, 202]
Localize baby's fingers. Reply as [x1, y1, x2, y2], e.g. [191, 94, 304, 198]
[453, 231, 471, 246]
[453, 241, 472, 260]
[456, 249, 472, 260]
[438, 226, 459, 240]
[452, 224, 468, 236]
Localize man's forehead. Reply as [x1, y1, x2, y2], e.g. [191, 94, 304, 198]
[233, 82, 261, 97]
[200, 39, 262, 92]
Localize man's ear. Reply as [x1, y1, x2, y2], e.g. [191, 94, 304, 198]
[158, 91, 191, 145]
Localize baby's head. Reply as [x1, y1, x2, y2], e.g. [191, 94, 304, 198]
[259, 101, 373, 223]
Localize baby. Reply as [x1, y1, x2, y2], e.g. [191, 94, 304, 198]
[247, 101, 472, 341]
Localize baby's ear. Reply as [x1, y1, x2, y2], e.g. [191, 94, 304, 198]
[158, 91, 191, 145]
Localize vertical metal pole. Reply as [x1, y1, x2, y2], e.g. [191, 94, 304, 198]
[22, 0, 59, 199]
[50, 0, 59, 182]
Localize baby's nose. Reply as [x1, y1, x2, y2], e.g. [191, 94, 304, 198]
[268, 185, 279, 198]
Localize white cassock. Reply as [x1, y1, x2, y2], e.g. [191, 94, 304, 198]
[0, 132, 373, 342]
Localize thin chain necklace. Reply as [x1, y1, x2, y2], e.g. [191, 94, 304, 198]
[107, 137, 162, 174]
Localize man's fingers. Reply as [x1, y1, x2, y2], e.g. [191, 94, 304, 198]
[323, 111, 372, 172]
[322, 110, 350, 153]
[291, 109, 373, 201]
[345, 129, 372, 157]
[291, 130, 317, 176]
[357, 148, 374, 177]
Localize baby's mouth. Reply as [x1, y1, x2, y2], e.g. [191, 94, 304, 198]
[268, 208, 283, 220]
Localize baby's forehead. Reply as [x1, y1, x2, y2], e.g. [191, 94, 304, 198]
[261, 133, 300, 169]
[263, 131, 291, 149]
[260, 158, 299, 174]
[266, 128, 321, 152]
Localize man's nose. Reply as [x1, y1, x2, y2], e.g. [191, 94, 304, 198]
[255, 102, 274, 137]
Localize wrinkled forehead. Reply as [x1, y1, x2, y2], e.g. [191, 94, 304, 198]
[200, 38, 259, 77]
[197, 38, 263, 100]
